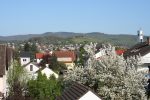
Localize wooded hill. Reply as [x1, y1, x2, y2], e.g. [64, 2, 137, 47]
[0, 32, 144, 47]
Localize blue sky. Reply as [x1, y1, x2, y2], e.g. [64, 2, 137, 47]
[0, 0, 150, 36]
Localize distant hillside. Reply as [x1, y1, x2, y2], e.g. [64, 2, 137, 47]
[68, 33, 139, 47]
[0, 32, 82, 41]
[28, 36, 72, 45]
[42, 32, 83, 38]
[0, 32, 143, 47]
[28, 32, 140, 47]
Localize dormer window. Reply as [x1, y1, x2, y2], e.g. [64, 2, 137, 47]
[23, 59, 26, 62]
[30, 65, 33, 71]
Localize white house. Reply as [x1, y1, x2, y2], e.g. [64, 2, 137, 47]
[24, 62, 40, 73]
[33, 64, 58, 79]
[141, 52, 150, 64]
[23, 62, 40, 79]
[0, 45, 13, 98]
[79, 91, 101, 100]
[94, 49, 106, 59]
[56, 82, 102, 100]
[20, 52, 31, 66]
[124, 37, 150, 72]
[41, 66, 58, 79]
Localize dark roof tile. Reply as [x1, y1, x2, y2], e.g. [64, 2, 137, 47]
[56, 82, 96, 100]
[0, 45, 13, 75]
[124, 42, 150, 58]
[0, 92, 3, 97]
[20, 52, 31, 57]
[6, 47, 13, 70]
[0, 45, 6, 75]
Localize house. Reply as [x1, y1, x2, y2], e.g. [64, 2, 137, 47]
[54, 51, 76, 69]
[94, 49, 106, 59]
[23, 62, 58, 79]
[94, 48, 125, 60]
[115, 49, 125, 55]
[56, 82, 102, 100]
[35, 64, 58, 79]
[124, 37, 150, 72]
[0, 45, 13, 98]
[124, 37, 150, 64]
[35, 51, 53, 64]
[20, 52, 31, 66]
[41, 66, 58, 79]
[23, 62, 40, 78]
[35, 53, 44, 63]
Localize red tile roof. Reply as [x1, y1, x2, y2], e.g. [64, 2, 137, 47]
[115, 50, 125, 55]
[36, 53, 44, 59]
[54, 51, 76, 62]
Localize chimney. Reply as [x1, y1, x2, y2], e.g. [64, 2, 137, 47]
[45, 64, 49, 68]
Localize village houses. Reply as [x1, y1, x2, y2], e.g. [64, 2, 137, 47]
[20, 50, 76, 79]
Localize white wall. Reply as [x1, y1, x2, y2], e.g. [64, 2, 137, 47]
[0, 77, 4, 94]
[65, 63, 75, 70]
[57, 57, 72, 62]
[41, 67, 58, 79]
[94, 49, 105, 59]
[37, 59, 42, 64]
[20, 57, 30, 66]
[141, 53, 150, 64]
[0, 75, 6, 97]
[137, 67, 149, 72]
[24, 63, 39, 73]
[79, 91, 101, 100]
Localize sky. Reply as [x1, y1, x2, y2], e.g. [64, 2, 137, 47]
[0, 0, 150, 36]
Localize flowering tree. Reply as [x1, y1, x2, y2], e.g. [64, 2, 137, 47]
[7, 60, 29, 100]
[64, 43, 147, 100]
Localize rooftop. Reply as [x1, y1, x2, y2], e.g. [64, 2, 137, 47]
[54, 51, 76, 62]
[56, 82, 101, 100]
[20, 52, 31, 58]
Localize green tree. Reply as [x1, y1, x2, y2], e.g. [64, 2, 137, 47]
[39, 54, 67, 73]
[23, 42, 39, 60]
[7, 60, 29, 100]
[13, 49, 20, 61]
[30, 43, 38, 54]
[30, 43, 38, 60]
[24, 42, 30, 52]
[49, 54, 67, 72]
[77, 45, 88, 66]
[27, 72, 62, 100]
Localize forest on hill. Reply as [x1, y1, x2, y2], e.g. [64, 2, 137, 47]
[0, 32, 144, 47]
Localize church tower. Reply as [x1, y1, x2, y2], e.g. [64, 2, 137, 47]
[137, 28, 144, 43]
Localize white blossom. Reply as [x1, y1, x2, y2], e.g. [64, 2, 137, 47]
[64, 43, 147, 100]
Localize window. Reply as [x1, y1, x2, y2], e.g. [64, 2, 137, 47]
[23, 59, 26, 62]
[30, 65, 33, 71]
